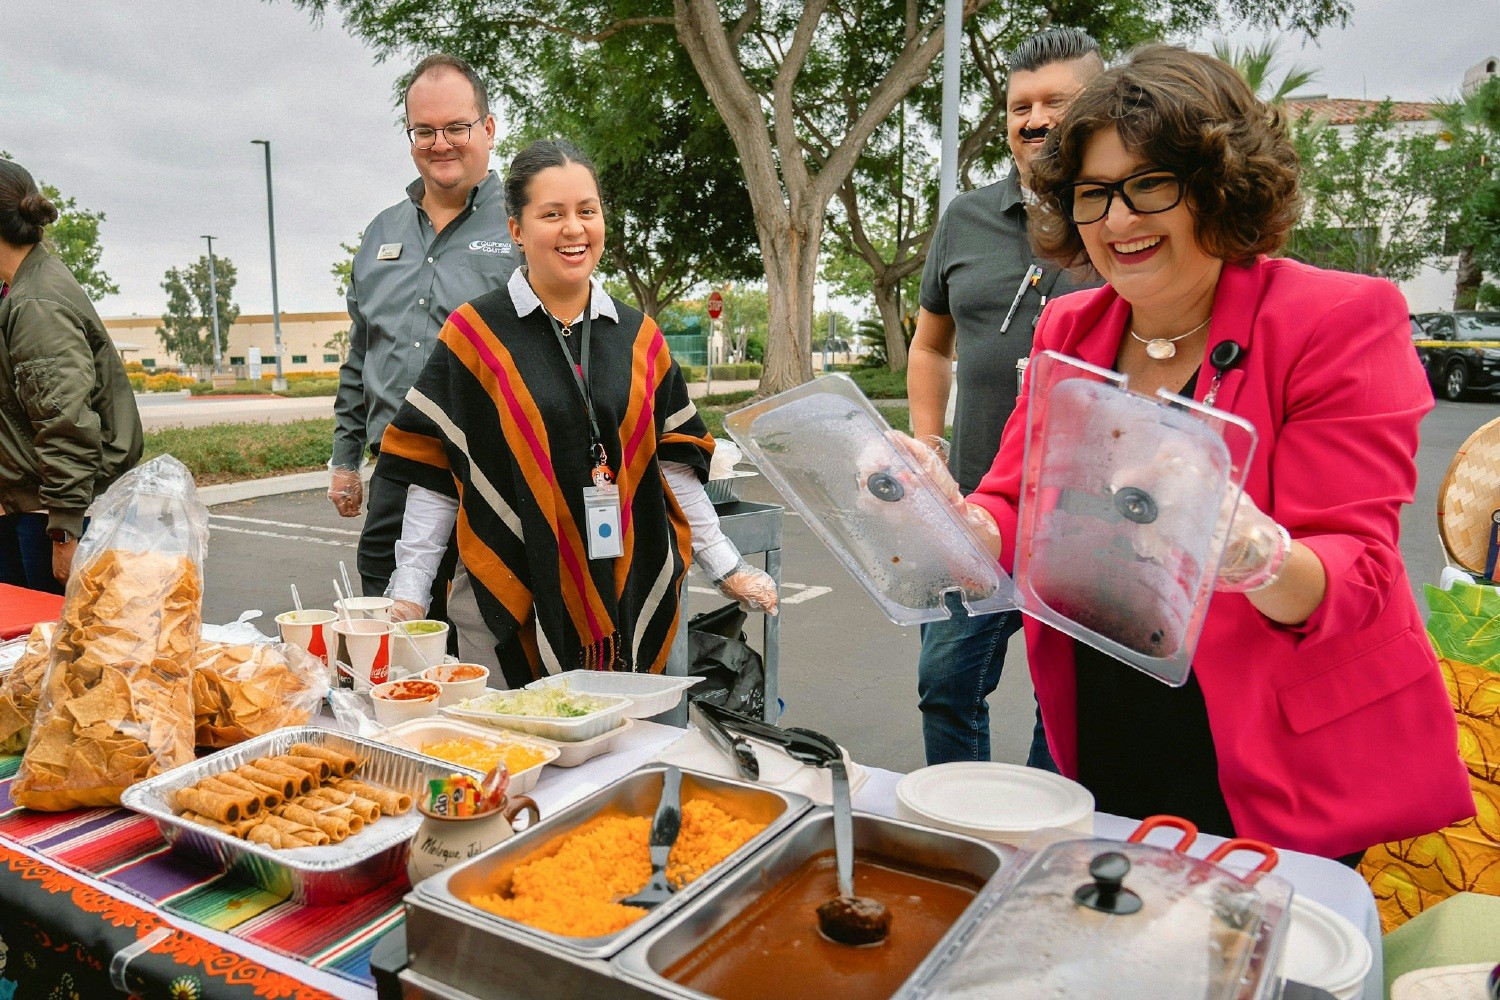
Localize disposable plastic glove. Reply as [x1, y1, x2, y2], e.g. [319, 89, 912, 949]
[883, 431, 1001, 558]
[716, 561, 780, 615]
[388, 599, 426, 623]
[1214, 489, 1292, 593]
[329, 467, 364, 517]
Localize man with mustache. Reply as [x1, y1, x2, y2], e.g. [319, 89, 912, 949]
[907, 27, 1103, 767]
[329, 54, 518, 621]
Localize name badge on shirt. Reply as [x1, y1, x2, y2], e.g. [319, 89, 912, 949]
[583, 486, 623, 560]
[377, 243, 403, 260]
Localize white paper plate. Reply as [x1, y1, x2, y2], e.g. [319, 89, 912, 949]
[894, 762, 1093, 843]
[1282, 895, 1373, 999]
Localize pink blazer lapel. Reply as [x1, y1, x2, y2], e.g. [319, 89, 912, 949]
[1197, 259, 1267, 413]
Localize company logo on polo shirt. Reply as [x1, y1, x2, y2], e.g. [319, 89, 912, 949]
[468, 240, 512, 255]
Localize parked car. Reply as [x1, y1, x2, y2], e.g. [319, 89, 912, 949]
[1412, 311, 1500, 401]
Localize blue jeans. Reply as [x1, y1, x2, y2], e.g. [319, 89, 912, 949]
[918, 600, 1056, 770]
[0, 512, 63, 594]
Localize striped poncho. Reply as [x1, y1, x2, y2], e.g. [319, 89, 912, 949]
[374, 284, 712, 688]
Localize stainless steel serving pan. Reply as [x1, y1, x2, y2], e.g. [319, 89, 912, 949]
[404, 765, 809, 997]
[612, 809, 1012, 1000]
[121, 725, 450, 905]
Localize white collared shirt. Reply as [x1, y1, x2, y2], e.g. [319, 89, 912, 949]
[507, 267, 618, 325]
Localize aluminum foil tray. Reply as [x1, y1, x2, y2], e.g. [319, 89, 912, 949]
[406, 764, 811, 994]
[121, 725, 451, 905]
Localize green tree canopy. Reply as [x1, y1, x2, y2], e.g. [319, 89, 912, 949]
[157, 255, 240, 370]
[1434, 78, 1500, 308]
[0, 151, 119, 301]
[1288, 102, 1460, 282]
[291, 0, 1351, 392]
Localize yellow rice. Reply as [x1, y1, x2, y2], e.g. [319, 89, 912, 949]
[466, 799, 764, 937]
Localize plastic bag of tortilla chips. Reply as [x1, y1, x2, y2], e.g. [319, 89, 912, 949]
[12, 455, 208, 810]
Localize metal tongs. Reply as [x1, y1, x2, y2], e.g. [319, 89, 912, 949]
[691, 702, 841, 768]
[689, 699, 760, 781]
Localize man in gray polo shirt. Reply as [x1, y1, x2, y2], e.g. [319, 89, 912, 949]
[907, 28, 1103, 767]
[329, 53, 518, 613]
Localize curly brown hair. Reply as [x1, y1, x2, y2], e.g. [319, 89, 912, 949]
[1027, 45, 1301, 270]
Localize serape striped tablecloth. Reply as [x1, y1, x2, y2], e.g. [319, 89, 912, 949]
[0, 755, 402, 992]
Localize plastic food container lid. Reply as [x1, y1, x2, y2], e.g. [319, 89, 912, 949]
[1281, 895, 1373, 999]
[724, 373, 1014, 625]
[1013, 351, 1257, 687]
[895, 762, 1093, 843]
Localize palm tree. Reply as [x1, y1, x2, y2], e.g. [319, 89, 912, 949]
[1212, 39, 1319, 104]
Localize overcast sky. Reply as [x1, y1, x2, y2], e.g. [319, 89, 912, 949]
[4, 1, 1496, 319]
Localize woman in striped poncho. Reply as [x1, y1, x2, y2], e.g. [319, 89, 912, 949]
[373, 139, 776, 688]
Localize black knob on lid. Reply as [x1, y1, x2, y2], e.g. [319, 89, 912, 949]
[1073, 850, 1144, 915]
[866, 471, 905, 502]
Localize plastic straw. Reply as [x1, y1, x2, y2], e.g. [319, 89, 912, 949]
[333, 580, 352, 622]
[339, 561, 356, 601]
[290, 584, 303, 612]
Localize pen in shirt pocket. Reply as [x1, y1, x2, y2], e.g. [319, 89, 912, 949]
[1000, 264, 1043, 334]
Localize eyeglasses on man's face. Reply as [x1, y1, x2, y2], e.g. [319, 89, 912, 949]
[406, 115, 485, 150]
[1063, 169, 1185, 225]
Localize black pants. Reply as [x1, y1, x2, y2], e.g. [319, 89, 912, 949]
[358, 472, 459, 634]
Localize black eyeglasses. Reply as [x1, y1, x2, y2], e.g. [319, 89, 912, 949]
[1063, 169, 1185, 225]
[406, 115, 485, 150]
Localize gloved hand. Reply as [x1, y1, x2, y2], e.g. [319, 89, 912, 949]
[329, 467, 364, 517]
[1214, 489, 1292, 593]
[716, 561, 779, 615]
[883, 431, 1001, 557]
[388, 599, 426, 623]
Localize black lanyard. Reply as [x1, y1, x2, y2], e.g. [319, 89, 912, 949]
[544, 307, 604, 458]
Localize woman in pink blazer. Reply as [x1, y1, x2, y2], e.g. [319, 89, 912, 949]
[946, 46, 1472, 861]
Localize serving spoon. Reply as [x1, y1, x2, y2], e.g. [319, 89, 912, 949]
[815, 757, 890, 946]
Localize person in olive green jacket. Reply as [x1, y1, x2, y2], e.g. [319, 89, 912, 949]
[0, 159, 142, 593]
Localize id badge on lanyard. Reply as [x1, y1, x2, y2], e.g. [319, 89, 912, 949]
[545, 297, 622, 562]
[584, 448, 623, 560]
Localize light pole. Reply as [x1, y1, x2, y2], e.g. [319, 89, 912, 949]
[250, 139, 287, 390]
[201, 235, 223, 374]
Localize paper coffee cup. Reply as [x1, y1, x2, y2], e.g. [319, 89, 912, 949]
[332, 618, 396, 687]
[335, 596, 395, 621]
[275, 610, 337, 665]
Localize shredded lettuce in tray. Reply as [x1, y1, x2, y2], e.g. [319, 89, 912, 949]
[471, 682, 612, 718]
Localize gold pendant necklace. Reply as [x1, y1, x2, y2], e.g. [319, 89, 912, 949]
[1128, 315, 1211, 360]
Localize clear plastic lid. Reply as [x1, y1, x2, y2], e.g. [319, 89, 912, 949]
[1013, 352, 1257, 686]
[724, 374, 1014, 625]
[912, 835, 1292, 1000]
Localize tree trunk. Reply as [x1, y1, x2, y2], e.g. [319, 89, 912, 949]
[1455, 244, 1482, 310]
[872, 276, 909, 371]
[757, 212, 820, 393]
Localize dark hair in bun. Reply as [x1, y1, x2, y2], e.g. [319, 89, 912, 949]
[0, 160, 60, 246]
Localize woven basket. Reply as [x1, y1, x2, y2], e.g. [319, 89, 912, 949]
[1437, 416, 1500, 574]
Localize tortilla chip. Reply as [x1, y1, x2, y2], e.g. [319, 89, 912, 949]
[12, 549, 201, 811]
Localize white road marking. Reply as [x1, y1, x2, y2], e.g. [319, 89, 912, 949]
[209, 523, 357, 548]
[210, 514, 361, 537]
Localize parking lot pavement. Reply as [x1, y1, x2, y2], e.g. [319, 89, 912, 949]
[194, 394, 1494, 776]
[136, 393, 333, 430]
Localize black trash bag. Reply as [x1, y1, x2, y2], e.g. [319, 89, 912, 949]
[688, 603, 765, 718]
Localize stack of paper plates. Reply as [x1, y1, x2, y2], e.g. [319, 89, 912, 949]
[1282, 896, 1373, 1000]
[894, 762, 1093, 844]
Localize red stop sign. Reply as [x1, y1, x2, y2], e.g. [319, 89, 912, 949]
[707, 291, 724, 320]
